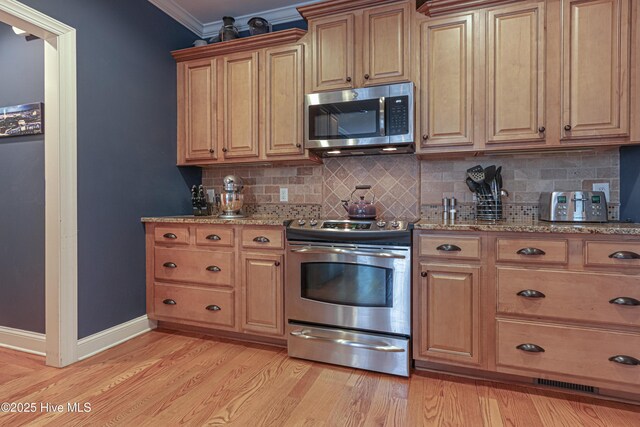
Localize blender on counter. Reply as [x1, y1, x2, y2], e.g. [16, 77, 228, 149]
[218, 175, 246, 219]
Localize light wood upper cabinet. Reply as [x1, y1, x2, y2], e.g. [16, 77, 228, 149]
[241, 252, 284, 337]
[487, 2, 545, 144]
[415, 263, 481, 367]
[221, 51, 260, 159]
[362, 2, 411, 86]
[264, 45, 305, 157]
[179, 59, 217, 162]
[310, 14, 355, 92]
[420, 13, 475, 147]
[562, 0, 630, 139]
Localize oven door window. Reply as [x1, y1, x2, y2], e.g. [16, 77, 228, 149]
[308, 99, 381, 140]
[300, 262, 393, 307]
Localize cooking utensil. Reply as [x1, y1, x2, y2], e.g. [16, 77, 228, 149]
[466, 177, 480, 193]
[342, 185, 377, 219]
[496, 166, 503, 190]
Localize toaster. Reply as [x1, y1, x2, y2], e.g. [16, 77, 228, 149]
[539, 191, 608, 222]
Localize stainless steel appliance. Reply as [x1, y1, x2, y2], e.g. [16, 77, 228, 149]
[286, 219, 412, 377]
[304, 82, 414, 157]
[539, 191, 608, 222]
[218, 175, 246, 219]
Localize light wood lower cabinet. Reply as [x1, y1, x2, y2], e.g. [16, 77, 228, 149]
[146, 222, 285, 340]
[415, 263, 482, 367]
[241, 252, 284, 337]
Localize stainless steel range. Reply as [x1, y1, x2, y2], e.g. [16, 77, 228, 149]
[285, 219, 412, 377]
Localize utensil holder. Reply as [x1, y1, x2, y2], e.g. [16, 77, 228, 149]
[475, 193, 503, 221]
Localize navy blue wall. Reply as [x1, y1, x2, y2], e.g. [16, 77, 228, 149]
[21, 0, 201, 338]
[0, 23, 45, 333]
[620, 146, 640, 222]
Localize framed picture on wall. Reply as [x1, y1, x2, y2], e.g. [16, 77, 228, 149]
[0, 102, 44, 138]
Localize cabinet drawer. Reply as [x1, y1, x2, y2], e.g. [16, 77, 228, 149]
[418, 235, 480, 260]
[154, 226, 189, 245]
[154, 247, 233, 286]
[584, 241, 640, 269]
[195, 226, 234, 247]
[497, 268, 640, 327]
[496, 320, 640, 387]
[241, 227, 284, 249]
[154, 283, 235, 328]
[496, 238, 567, 264]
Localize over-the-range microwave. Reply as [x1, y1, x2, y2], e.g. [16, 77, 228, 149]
[304, 82, 414, 157]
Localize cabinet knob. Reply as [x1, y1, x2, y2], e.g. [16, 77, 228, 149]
[222, 147, 228, 152]
[163, 262, 177, 269]
[163, 233, 177, 239]
[538, 126, 546, 133]
[436, 244, 462, 252]
[209, 148, 215, 153]
[206, 265, 221, 272]
[516, 343, 545, 353]
[253, 236, 270, 243]
[422, 134, 429, 141]
[275, 261, 281, 267]
[206, 234, 221, 241]
[205, 305, 221, 311]
[296, 143, 302, 148]
[564, 125, 572, 131]
[364, 74, 370, 80]
[162, 299, 177, 305]
[346, 76, 352, 83]
[420, 271, 427, 277]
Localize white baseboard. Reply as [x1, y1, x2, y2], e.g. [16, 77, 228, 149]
[0, 326, 46, 356]
[77, 315, 157, 360]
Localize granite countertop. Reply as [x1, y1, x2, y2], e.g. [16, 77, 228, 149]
[415, 219, 640, 235]
[141, 215, 288, 226]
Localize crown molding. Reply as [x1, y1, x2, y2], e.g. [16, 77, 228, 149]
[298, 0, 401, 21]
[148, 0, 202, 36]
[417, 0, 525, 17]
[201, 1, 318, 39]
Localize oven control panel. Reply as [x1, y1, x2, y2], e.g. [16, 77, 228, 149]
[288, 219, 410, 232]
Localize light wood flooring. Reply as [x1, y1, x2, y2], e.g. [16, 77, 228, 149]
[1, 329, 639, 426]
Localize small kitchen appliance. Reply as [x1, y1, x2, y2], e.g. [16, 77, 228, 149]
[286, 218, 412, 377]
[539, 191, 608, 222]
[342, 185, 377, 219]
[218, 175, 246, 219]
[305, 82, 414, 156]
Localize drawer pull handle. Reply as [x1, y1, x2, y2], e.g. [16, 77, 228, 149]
[206, 305, 221, 311]
[162, 299, 177, 305]
[517, 290, 546, 299]
[436, 244, 462, 252]
[163, 233, 177, 239]
[608, 251, 640, 260]
[253, 236, 270, 243]
[516, 247, 546, 256]
[206, 266, 221, 272]
[163, 262, 177, 269]
[609, 297, 640, 306]
[206, 234, 221, 241]
[516, 343, 545, 353]
[609, 355, 640, 366]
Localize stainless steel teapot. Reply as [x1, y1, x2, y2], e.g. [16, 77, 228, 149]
[341, 185, 377, 219]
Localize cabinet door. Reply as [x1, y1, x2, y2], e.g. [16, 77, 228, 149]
[222, 51, 260, 159]
[487, 2, 545, 144]
[362, 2, 411, 86]
[562, 0, 630, 139]
[180, 59, 216, 162]
[310, 14, 355, 92]
[420, 14, 475, 147]
[415, 263, 481, 366]
[241, 252, 284, 337]
[264, 45, 304, 157]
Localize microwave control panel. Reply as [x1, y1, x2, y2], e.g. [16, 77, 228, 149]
[387, 96, 409, 136]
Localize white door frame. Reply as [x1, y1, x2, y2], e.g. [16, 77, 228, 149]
[0, 0, 78, 367]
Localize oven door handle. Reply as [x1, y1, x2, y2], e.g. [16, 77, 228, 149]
[290, 247, 405, 259]
[290, 330, 405, 353]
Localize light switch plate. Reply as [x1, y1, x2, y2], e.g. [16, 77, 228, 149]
[592, 183, 610, 202]
[280, 187, 288, 202]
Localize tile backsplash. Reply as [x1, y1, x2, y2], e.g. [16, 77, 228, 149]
[202, 148, 621, 221]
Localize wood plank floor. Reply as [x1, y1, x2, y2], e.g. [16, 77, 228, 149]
[1, 329, 639, 426]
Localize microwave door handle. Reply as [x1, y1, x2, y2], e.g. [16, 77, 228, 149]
[290, 247, 405, 259]
[379, 97, 386, 136]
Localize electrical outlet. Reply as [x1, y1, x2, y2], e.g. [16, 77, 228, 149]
[280, 187, 288, 202]
[592, 183, 610, 202]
